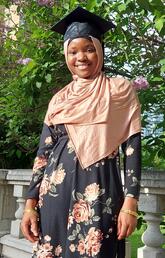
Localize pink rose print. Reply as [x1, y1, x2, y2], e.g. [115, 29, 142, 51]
[33, 156, 47, 173]
[45, 136, 53, 145]
[85, 227, 103, 257]
[72, 199, 92, 223]
[84, 183, 100, 202]
[54, 245, 62, 256]
[36, 234, 53, 257]
[50, 167, 66, 185]
[39, 175, 50, 195]
[126, 145, 134, 156]
[44, 235, 51, 242]
[38, 175, 50, 207]
[69, 244, 76, 252]
[77, 239, 86, 255]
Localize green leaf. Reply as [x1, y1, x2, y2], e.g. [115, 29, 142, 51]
[118, 4, 127, 12]
[160, 65, 165, 73]
[45, 74, 52, 83]
[16, 149, 22, 158]
[159, 59, 165, 65]
[136, 0, 152, 11]
[20, 60, 36, 77]
[22, 77, 28, 84]
[151, 77, 163, 82]
[86, 0, 97, 10]
[36, 82, 42, 88]
[42, 62, 49, 68]
[28, 96, 33, 105]
[155, 17, 165, 32]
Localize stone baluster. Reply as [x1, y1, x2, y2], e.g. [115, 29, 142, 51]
[0, 169, 33, 258]
[6, 169, 32, 239]
[0, 170, 16, 237]
[138, 171, 165, 258]
[10, 185, 27, 238]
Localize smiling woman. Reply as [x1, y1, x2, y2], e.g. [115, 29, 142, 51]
[21, 6, 141, 258]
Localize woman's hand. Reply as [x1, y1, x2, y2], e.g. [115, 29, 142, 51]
[21, 199, 39, 243]
[117, 197, 138, 240]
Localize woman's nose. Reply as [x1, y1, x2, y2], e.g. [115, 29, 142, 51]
[77, 51, 87, 61]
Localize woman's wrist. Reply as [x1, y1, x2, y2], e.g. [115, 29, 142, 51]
[25, 198, 38, 209]
[24, 207, 38, 215]
[122, 196, 138, 211]
[120, 209, 138, 218]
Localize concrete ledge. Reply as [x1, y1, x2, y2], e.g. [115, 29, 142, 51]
[0, 235, 32, 258]
[6, 170, 32, 185]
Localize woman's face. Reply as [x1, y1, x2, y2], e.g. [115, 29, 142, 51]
[67, 38, 98, 79]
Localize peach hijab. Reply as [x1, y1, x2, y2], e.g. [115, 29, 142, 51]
[45, 37, 141, 168]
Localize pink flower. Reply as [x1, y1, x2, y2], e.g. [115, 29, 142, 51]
[77, 239, 86, 255]
[33, 156, 47, 173]
[17, 57, 32, 65]
[69, 244, 76, 252]
[37, 241, 53, 257]
[37, 0, 54, 7]
[45, 136, 53, 145]
[44, 235, 51, 242]
[39, 175, 50, 195]
[84, 183, 100, 202]
[50, 167, 66, 185]
[72, 199, 91, 223]
[126, 145, 134, 156]
[85, 227, 103, 257]
[54, 245, 62, 256]
[133, 76, 149, 90]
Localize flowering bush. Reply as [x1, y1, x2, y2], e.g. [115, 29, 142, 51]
[17, 58, 32, 65]
[37, 0, 54, 7]
[133, 76, 149, 90]
[0, 0, 165, 169]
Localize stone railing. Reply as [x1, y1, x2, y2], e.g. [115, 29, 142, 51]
[0, 169, 32, 258]
[0, 169, 164, 258]
[138, 170, 165, 258]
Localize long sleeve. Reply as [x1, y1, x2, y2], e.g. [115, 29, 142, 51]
[121, 132, 141, 200]
[26, 123, 57, 200]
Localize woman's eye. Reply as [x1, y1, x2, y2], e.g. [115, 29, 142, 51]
[87, 48, 95, 53]
[68, 51, 77, 55]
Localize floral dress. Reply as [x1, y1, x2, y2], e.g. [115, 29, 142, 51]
[27, 123, 141, 258]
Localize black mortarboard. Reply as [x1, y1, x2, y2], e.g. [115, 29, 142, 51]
[51, 6, 115, 41]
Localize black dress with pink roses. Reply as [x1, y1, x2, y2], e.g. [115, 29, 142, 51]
[27, 123, 141, 258]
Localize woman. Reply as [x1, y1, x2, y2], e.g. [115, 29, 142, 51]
[21, 7, 141, 258]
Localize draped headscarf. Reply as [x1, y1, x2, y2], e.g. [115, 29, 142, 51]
[45, 37, 141, 168]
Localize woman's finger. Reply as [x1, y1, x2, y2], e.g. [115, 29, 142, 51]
[118, 223, 128, 240]
[21, 215, 39, 242]
[31, 217, 39, 237]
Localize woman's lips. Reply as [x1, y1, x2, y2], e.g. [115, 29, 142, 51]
[75, 63, 90, 70]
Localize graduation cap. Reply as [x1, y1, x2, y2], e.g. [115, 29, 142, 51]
[51, 6, 115, 41]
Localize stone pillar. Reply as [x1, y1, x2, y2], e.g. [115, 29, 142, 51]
[6, 169, 32, 239]
[0, 169, 33, 258]
[0, 170, 16, 237]
[138, 171, 165, 258]
[10, 185, 27, 238]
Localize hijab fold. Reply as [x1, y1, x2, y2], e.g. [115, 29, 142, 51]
[44, 37, 141, 168]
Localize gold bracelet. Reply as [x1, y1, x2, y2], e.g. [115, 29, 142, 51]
[24, 208, 38, 215]
[121, 209, 138, 218]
